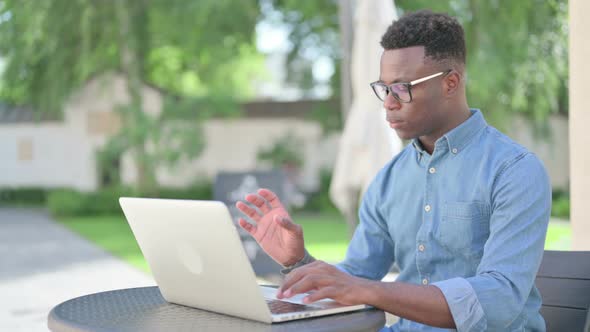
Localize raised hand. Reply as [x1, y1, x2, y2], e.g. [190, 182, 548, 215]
[235, 188, 305, 267]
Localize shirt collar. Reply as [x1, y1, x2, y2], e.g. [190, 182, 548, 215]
[412, 139, 426, 154]
[412, 109, 487, 155]
[442, 109, 487, 154]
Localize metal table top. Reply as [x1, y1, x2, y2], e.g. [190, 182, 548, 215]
[48, 286, 386, 332]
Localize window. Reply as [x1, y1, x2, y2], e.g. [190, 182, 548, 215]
[18, 138, 33, 161]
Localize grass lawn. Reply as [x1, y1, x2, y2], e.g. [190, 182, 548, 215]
[58, 213, 571, 274]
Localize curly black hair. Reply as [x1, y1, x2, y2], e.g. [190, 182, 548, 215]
[380, 10, 466, 66]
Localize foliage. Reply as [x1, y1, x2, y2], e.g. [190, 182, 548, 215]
[161, 95, 242, 121]
[155, 183, 213, 201]
[0, 0, 263, 112]
[306, 101, 343, 134]
[395, 0, 568, 131]
[47, 183, 212, 217]
[256, 133, 304, 168]
[552, 190, 570, 219]
[261, 0, 340, 95]
[264, 0, 568, 131]
[0, 0, 264, 193]
[0, 187, 48, 206]
[293, 169, 339, 214]
[47, 187, 135, 217]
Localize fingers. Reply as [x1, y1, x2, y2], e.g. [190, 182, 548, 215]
[258, 188, 282, 209]
[273, 215, 301, 234]
[278, 261, 321, 297]
[238, 218, 257, 235]
[245, 193, 271, 214]
[285, 275, 324, 298]
[277, 269, 303, 298]
[235, 201, 262, 222]
[279, 275, 318, 299]
[303, 286, 337, 304]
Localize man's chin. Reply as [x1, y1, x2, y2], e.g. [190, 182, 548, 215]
[392, 128, 414, 140]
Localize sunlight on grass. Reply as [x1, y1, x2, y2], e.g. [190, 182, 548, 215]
[296, 213, 350, 263]
[545, 220, 571, 250]
[59, 214, 572, 275]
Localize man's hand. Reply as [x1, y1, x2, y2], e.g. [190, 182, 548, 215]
[277, 261, 456, 328]
[235, 188, 305, 267]
[276, 260, 377, 305]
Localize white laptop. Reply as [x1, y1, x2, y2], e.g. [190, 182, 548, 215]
[119, 197, 370, 323]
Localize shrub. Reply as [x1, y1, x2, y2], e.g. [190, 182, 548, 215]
[87, 186, 137, 215]
[47, 182, 213, 217]
[155, 182, 213, 201]
[551, 190, 570, 219]
[295, 170, 339, 214]
[47, 189, 88, 217]
[48, 186, 136, 217]
[0, 187, 48, 206]
[257, 133, 304, 169]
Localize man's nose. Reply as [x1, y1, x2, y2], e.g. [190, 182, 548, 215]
[383, 93, 401, 111]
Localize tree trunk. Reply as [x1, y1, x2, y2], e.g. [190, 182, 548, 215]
[338, 0, 354, 121]
[115, 0, 156, 194]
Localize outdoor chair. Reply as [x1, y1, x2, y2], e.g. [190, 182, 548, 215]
[535, 250, 590, 332]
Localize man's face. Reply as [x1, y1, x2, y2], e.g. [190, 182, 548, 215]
[379, 46, 449, 140]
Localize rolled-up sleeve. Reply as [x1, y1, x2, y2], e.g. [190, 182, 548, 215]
[433, 277, 487, 331]
[434, 153, 551, 331]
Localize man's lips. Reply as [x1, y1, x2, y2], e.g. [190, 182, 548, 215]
[387, 118, 404, 128]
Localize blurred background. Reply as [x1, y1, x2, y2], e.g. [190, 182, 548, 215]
[0, 0, 586, 330]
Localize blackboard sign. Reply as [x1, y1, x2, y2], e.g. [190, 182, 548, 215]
[213, 170, 288, 279]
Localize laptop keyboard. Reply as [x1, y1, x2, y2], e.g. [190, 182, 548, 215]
[265, 299, 318, 314]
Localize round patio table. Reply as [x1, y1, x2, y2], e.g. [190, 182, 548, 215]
[48, 286, 386, 332]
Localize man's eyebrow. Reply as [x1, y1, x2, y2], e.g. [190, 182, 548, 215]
[377, 77, 405, 84]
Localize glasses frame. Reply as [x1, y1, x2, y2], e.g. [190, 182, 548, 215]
[370, 69, 452, 103]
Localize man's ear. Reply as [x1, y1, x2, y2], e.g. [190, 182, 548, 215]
[443, 71, 461, 97]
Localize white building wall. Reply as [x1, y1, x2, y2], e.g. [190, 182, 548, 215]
[123, 119, 332, 192]
[0, 72, 163, 191]
[117, 114, 573, 193]
[508, 115, 569, 190]
[0, 69, 571, 194]
[0, 123, 96, 191]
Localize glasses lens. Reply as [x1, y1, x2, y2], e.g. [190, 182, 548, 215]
[371, 83, 412, 102]
[371, 83, 388, 101]
[390, 84, 411, 102]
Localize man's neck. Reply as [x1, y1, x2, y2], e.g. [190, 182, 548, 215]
[419, 104, 471, 155]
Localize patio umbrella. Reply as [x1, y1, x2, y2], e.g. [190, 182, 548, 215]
[330, 0, 402, 235]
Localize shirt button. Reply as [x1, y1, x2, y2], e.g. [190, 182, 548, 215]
[418, 244, 425, 252]
[424, 204, 431, 212]
[429, 167, 436, 174]
[451, 148, 458, 154]
[422, 278, 429, 285]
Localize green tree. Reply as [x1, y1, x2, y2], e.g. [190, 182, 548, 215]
[261, 0, 341, 96]
[396, 0, 568, 130]
[0, 0, 263, 193]
[265, 0, 568, 131]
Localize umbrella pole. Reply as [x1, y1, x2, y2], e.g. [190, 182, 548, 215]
[344, 211, 359, 239]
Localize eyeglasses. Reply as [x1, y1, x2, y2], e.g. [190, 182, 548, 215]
[370, 70, 451, 103]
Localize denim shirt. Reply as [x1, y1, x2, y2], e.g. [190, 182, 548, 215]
[336, 109, 551, 331]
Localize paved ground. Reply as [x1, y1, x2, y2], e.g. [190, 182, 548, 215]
[0, 207, 400, 331]
[0, 208, 155, 332]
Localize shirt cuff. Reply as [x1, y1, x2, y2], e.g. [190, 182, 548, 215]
[280, 249, 316, 275]
[432, 277, 487, 332]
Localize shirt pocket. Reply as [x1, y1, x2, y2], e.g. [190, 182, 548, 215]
[437, 201, 491, 258]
